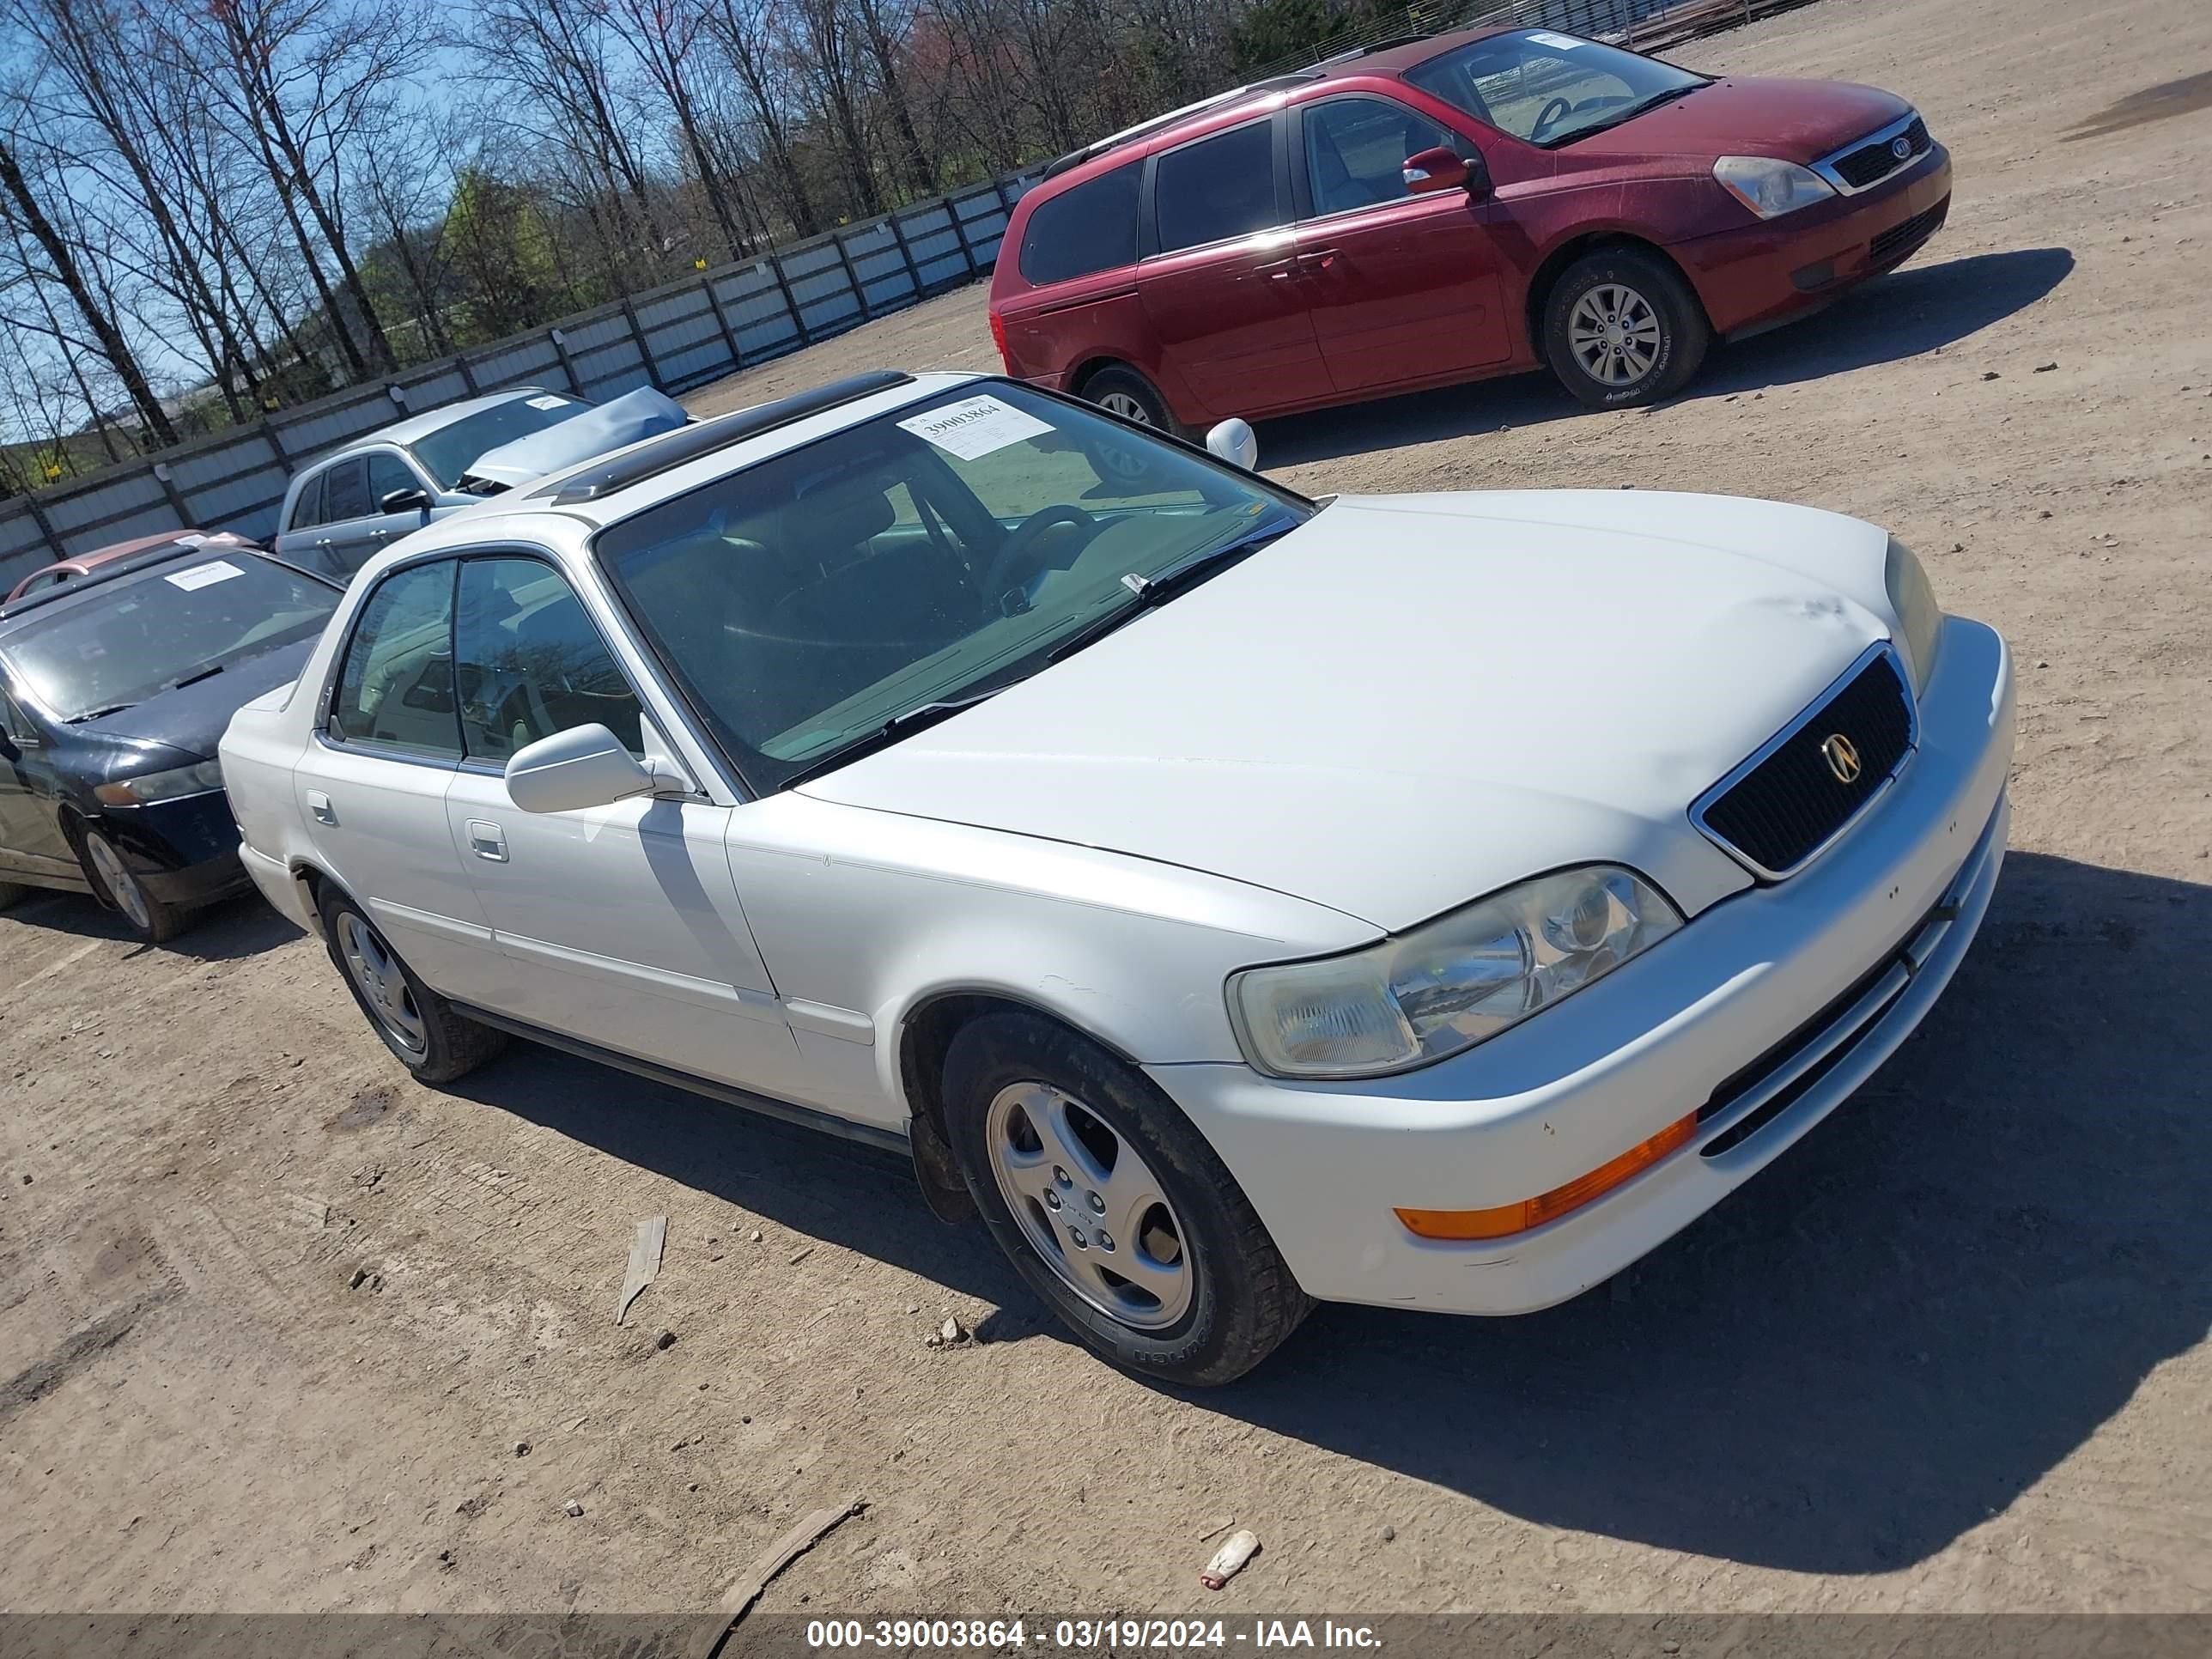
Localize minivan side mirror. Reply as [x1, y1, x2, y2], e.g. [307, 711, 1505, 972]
[1404, 145, 1489, 198]
[1205, 418, 1259, 471]
[380, 487, 431, 515]
[504, 723, 656, 814]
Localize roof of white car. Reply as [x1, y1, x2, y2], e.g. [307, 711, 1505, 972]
[354, 370, 982, 574]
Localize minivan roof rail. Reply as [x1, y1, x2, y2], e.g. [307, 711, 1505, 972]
[1039, 74, 1321, 179]
[1311, 32, 1432, 67]
[537, 370, 916, 507]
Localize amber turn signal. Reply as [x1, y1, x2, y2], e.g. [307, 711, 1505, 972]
[1395, 1112, 1699, 1241]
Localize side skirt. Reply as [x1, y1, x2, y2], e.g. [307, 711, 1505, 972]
[449, 1000, 911, 1157]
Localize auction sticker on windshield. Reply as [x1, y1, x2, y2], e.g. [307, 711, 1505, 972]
[1524, 30, 1586, 48]
[165, 560, 245, 592]
[897, 395, 1054, 461]
[526, 395, 570, 410]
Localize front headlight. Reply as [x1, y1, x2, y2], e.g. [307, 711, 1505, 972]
[1228, 866, 1683, 1079]
[1712, 155, 1838, 219]
[94, 758, 225, 806]
[1884, 536, 1943, 696]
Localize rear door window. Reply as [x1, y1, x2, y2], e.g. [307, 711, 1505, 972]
[321, 459, 373, 523]
[329, 560, 463, 757]
[1018, 163, 1141, 285]
[1152, 120, 1283, 253]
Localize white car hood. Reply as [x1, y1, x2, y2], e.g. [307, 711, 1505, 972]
[798, 491, 1901, 928]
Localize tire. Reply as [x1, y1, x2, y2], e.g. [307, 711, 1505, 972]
[318, 884, 507, 1083]
[1541, 246, 1711, 410]
[77, 827, 187, 943]
[1080, 365, 1178, 436]
[941, 1010, 1310, 1385]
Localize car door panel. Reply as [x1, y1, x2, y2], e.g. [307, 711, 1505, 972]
[1291, 96, 1512, 393]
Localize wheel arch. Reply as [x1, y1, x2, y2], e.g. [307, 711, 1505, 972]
[1523, 231, 1710, 355]
[895, 986, 1152, 1142]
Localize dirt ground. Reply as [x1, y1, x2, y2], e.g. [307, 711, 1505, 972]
[4, 0, 2209, 1622]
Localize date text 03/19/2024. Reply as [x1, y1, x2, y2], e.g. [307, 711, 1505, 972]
[804, 1620, 1385, 1649]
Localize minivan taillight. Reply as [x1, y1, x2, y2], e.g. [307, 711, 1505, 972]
[988, 308, 1012, 374]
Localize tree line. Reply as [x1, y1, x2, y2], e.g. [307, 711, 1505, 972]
[0, 0, 1437, 495]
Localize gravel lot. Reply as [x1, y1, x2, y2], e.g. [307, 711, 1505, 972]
[3, 0, 2208, 1619]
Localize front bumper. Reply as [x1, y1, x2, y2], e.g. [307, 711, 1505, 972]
[99, 790, 252, 908]
[1672, 144, 1954, 337]
[1148, 615, 2014, 1315]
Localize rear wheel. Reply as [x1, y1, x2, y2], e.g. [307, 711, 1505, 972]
[941, 1010, 1310, 1385]
[1541, 246, 1710, 409]
[1081, 365, 1176, 434]
[319, 886, 506, 1083]
[79, 828, 185, 943]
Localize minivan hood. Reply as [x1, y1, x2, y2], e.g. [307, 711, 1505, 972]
[461, 386, 688, 491]
[1562, 76, 1911, 165]
[798, 492, 1901, 928]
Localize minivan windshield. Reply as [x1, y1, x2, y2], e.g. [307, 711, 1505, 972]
[1403, 30, 1708, 149]
[2, 553, 337, 723]
[595, 382, 1310, 791]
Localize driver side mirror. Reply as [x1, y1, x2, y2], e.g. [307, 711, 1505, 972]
[380, 487, 431, 516]
[504, 723, 656, 814]
[1403, 145, 1489, 200]
[1205, 418, 1259, 471]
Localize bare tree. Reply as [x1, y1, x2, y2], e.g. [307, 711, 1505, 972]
[702, 0, 823, 237]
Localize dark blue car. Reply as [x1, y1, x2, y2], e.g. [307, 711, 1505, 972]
[0, 541, 341, 941]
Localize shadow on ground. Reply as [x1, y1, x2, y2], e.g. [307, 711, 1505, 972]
[1, 888, 296, 965]
[1260, 246, 2076, 469]
[450, 847, 2208, 1576]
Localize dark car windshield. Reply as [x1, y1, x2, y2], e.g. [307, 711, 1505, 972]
[410, 393, 589, 489]
[595, 381, 1310, 791]
[1, 553, 338, 723]
[1404, 30, 1707, 148]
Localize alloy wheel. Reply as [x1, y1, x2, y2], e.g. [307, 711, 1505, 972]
[1567, 283, 1663, 386]
[984, 1080, 1194, 1329]
[1096, 390, 1153, 425]
[84, 832, 152, 934]
[337, 913, 428, 1055]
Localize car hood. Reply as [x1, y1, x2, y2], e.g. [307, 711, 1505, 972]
[460, 387, 688, 490]
[1563, 76, 1912, 166]
[797, 491, 1902, 928]
[77, 635, 319, 765]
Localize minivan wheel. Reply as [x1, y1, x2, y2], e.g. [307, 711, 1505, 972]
[78, 828, 185, 943]
[1081, 366, 1176, 434]
[1541, 246, 1710, 409]
[318, 887, 507, 1083]
[941, 1011, 1310, 1385]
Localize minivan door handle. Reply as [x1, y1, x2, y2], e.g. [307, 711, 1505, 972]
[1297, 247, 1342, 273]
[465, 819, 507, 862]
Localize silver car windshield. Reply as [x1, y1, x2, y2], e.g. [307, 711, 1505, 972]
[594, 382, 1309, 792]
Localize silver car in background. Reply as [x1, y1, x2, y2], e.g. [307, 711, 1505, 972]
[271, 386, 686, 580]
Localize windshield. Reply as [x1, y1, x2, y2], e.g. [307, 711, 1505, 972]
[410, 393, 589, 489]
[1, 553, 337, 723]
[1403, 30, 1707, 148]
[595, 381, 1310, 791]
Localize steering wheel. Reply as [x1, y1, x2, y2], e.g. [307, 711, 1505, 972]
[981, 504, 1100, 601]
[1530, 96, 1577, 143]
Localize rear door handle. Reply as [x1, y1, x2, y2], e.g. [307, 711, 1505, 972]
[306, 788, 336, 826]
[465, 819, 507, 862]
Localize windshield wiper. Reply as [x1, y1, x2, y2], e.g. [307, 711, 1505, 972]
[169, 663, 224, 690]
[1047, 520, 1297, 665]
[779, 688, 1006, 790]
[1541, 82, 1702, 147]
[64, 702, 136, 724]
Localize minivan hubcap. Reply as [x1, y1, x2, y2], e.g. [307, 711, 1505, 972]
[1569, 283, 1662, 385]
[84, 833, 151, 933]
[1096, 391, 1152, 425]
[337, 914, 428, 1054]
[985, 1082, 1193, 1329]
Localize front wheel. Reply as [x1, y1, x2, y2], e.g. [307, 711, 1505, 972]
[319, 886, 507, 1083]
[941, 1011, 1310, 1385]
[1541, 246, 1711, 409]
[79, 827, 186, 943]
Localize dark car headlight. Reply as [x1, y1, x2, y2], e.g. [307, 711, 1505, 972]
[94, 759, 225, 806]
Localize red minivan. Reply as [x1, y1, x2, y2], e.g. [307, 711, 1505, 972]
[989, 26, 1953, 425]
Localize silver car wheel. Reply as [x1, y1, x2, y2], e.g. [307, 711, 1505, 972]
[1568, 283, 1663, 386]
[83, 831, 152, 934]
[984, 1080, 1194, 1330]
[1096, 390, 1152, 425]
[337, 912, 428, 1055]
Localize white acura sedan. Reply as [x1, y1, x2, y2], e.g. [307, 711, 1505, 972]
[221, 370, 2014, 1384]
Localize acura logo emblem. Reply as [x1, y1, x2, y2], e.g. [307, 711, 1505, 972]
[1821, 732, 1863, 784]
[1889, 136, 1913, 160]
